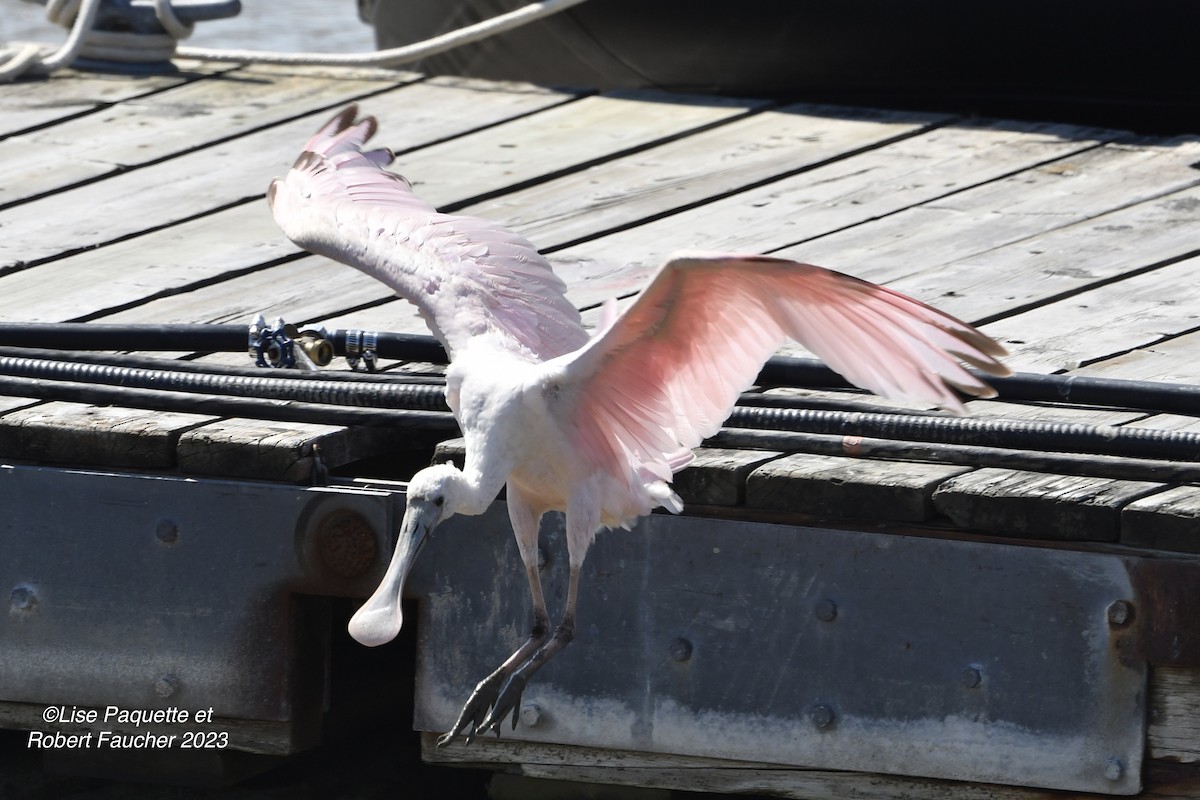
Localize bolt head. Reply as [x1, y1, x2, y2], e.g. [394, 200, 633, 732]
[10, 586, 37, 613]
[814, 598, 838, 622]
[155, 519, 179, 544]
[1104, 756, 1123, 781]
[519, 704, 542, 727]
[960, 667, 982, 688]
[810, 704, 835, 730]
[1107, 600, 1133, 627]
[154, 675, 178, 698]
[667, 637, 693, 662]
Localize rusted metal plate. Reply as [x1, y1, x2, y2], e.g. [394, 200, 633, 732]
[1129, 558, 1200, 667]
[410, 506, 1147, 794]
[0, 463, 399, 753]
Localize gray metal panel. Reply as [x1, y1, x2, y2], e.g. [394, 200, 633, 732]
[411, 506, 1146, 794]
[0, 464, 396, 732]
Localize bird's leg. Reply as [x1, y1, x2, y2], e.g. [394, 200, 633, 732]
[438, 492, 549, 746]
[476, 499, 595, 737]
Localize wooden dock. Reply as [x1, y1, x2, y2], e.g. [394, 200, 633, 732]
[2, 61, 1200, 798]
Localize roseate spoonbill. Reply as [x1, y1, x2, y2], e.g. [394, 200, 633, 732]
[268, 105, 1009, 743]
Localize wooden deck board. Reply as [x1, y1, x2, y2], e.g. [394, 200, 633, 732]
[541, 120, 1111, 304]
[0, 65, 223, 138]
[0, 76, 573, 269]
[0, 66, 414, 207]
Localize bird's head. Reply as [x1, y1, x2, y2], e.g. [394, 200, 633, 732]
[347, 463, 464, 647]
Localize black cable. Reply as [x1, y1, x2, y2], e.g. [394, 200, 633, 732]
[707, 429, 1200, 484]
[0, 373, 459, 432]
[0, 353, 450, 411]
[723, 405, 1200, 462]
[2, 322, 1198, 415]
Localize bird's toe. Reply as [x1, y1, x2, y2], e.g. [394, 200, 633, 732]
[476, 673, 527, 737]
[440, 672, 507, 746]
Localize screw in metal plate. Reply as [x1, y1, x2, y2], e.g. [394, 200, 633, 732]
[154, 674, 179, 698]
[814, 598, 838, 623]
[667, 637, 693, 662]
[1106, 600, 1133, 627]
[1104, 756, 1123, 781]
[10, 586, 37, 613]
[155, 519, 179, 545]
[519, 704, 542, 727]
[960, 667, 982, 688]
[810, 704, 836, 730]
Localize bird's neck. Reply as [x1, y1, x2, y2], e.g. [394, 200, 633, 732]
[448, 463, 505, 517]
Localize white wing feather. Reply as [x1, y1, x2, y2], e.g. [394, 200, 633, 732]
[269, 105, 587, 362]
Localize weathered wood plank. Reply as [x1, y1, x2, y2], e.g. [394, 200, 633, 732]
[1073, 329, 1200, 384]
[671, 447, 783, 506]
[883, 183, 1200, 330]
[980, 254, 1200, 373]
[0, 66, 220, 138]
[0, 65, 411, 207]
[745, 453, 970, 521]
[772, 137, 1200, 280]
[0, 396, 41, 415]
[458, 104, 948, 249]
[1123, 487, 1200, 553]
[0, 77, 574, 269]
[426, 735, 1200, 799]
[0, 401, 213, 469]
[64, 95, 762, 328]
[1150, 666, 1200, 763]
[0, 203, 294, 322]
[393, 90, 764, 209]
[96, 254, 398, 327]
[175, 418, 419, 484]
[544, 119, 1108, 308]
[932, 468, 1165, 542]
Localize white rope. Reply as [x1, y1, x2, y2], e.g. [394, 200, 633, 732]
[0, 0, 103, 81]
[175, 0, 588, 66]
[0, 0, 588, 84]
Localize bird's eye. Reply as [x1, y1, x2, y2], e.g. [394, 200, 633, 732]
[433, 496, 444, 507]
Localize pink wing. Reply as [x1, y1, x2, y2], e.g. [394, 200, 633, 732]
[268, 105, 588, 362]
[563, 252, 1010, 501]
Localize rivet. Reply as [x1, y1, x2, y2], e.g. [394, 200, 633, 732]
[154, 675, 178, 698]
[315, 509, 378, 578]
[1107, 600, 1133, 627]
[815, 598, 838, 622]
[519, 704, 542, 727]
[155, 519, 179, 545]
[10, 586, 37, 613]
[810, 704, 835, 730]
[960, 667, 982, 688]
[667, 637, 693, 662]
[1104, 756, 1123, 781]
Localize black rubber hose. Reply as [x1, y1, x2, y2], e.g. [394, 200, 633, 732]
[2, 323, 1198, 414]
[0, 354, 450, 411]
[0, 373, 459, 432]
[0, 347, 446, 384]
[723, 405, 1200, 462]
[707, 428, 1200, 484]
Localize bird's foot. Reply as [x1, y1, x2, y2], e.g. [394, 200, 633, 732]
[476, 672, 527, 737]
[436, 671, 507, 747]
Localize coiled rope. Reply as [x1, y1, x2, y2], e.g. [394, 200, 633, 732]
[0, 0, 589, 83]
